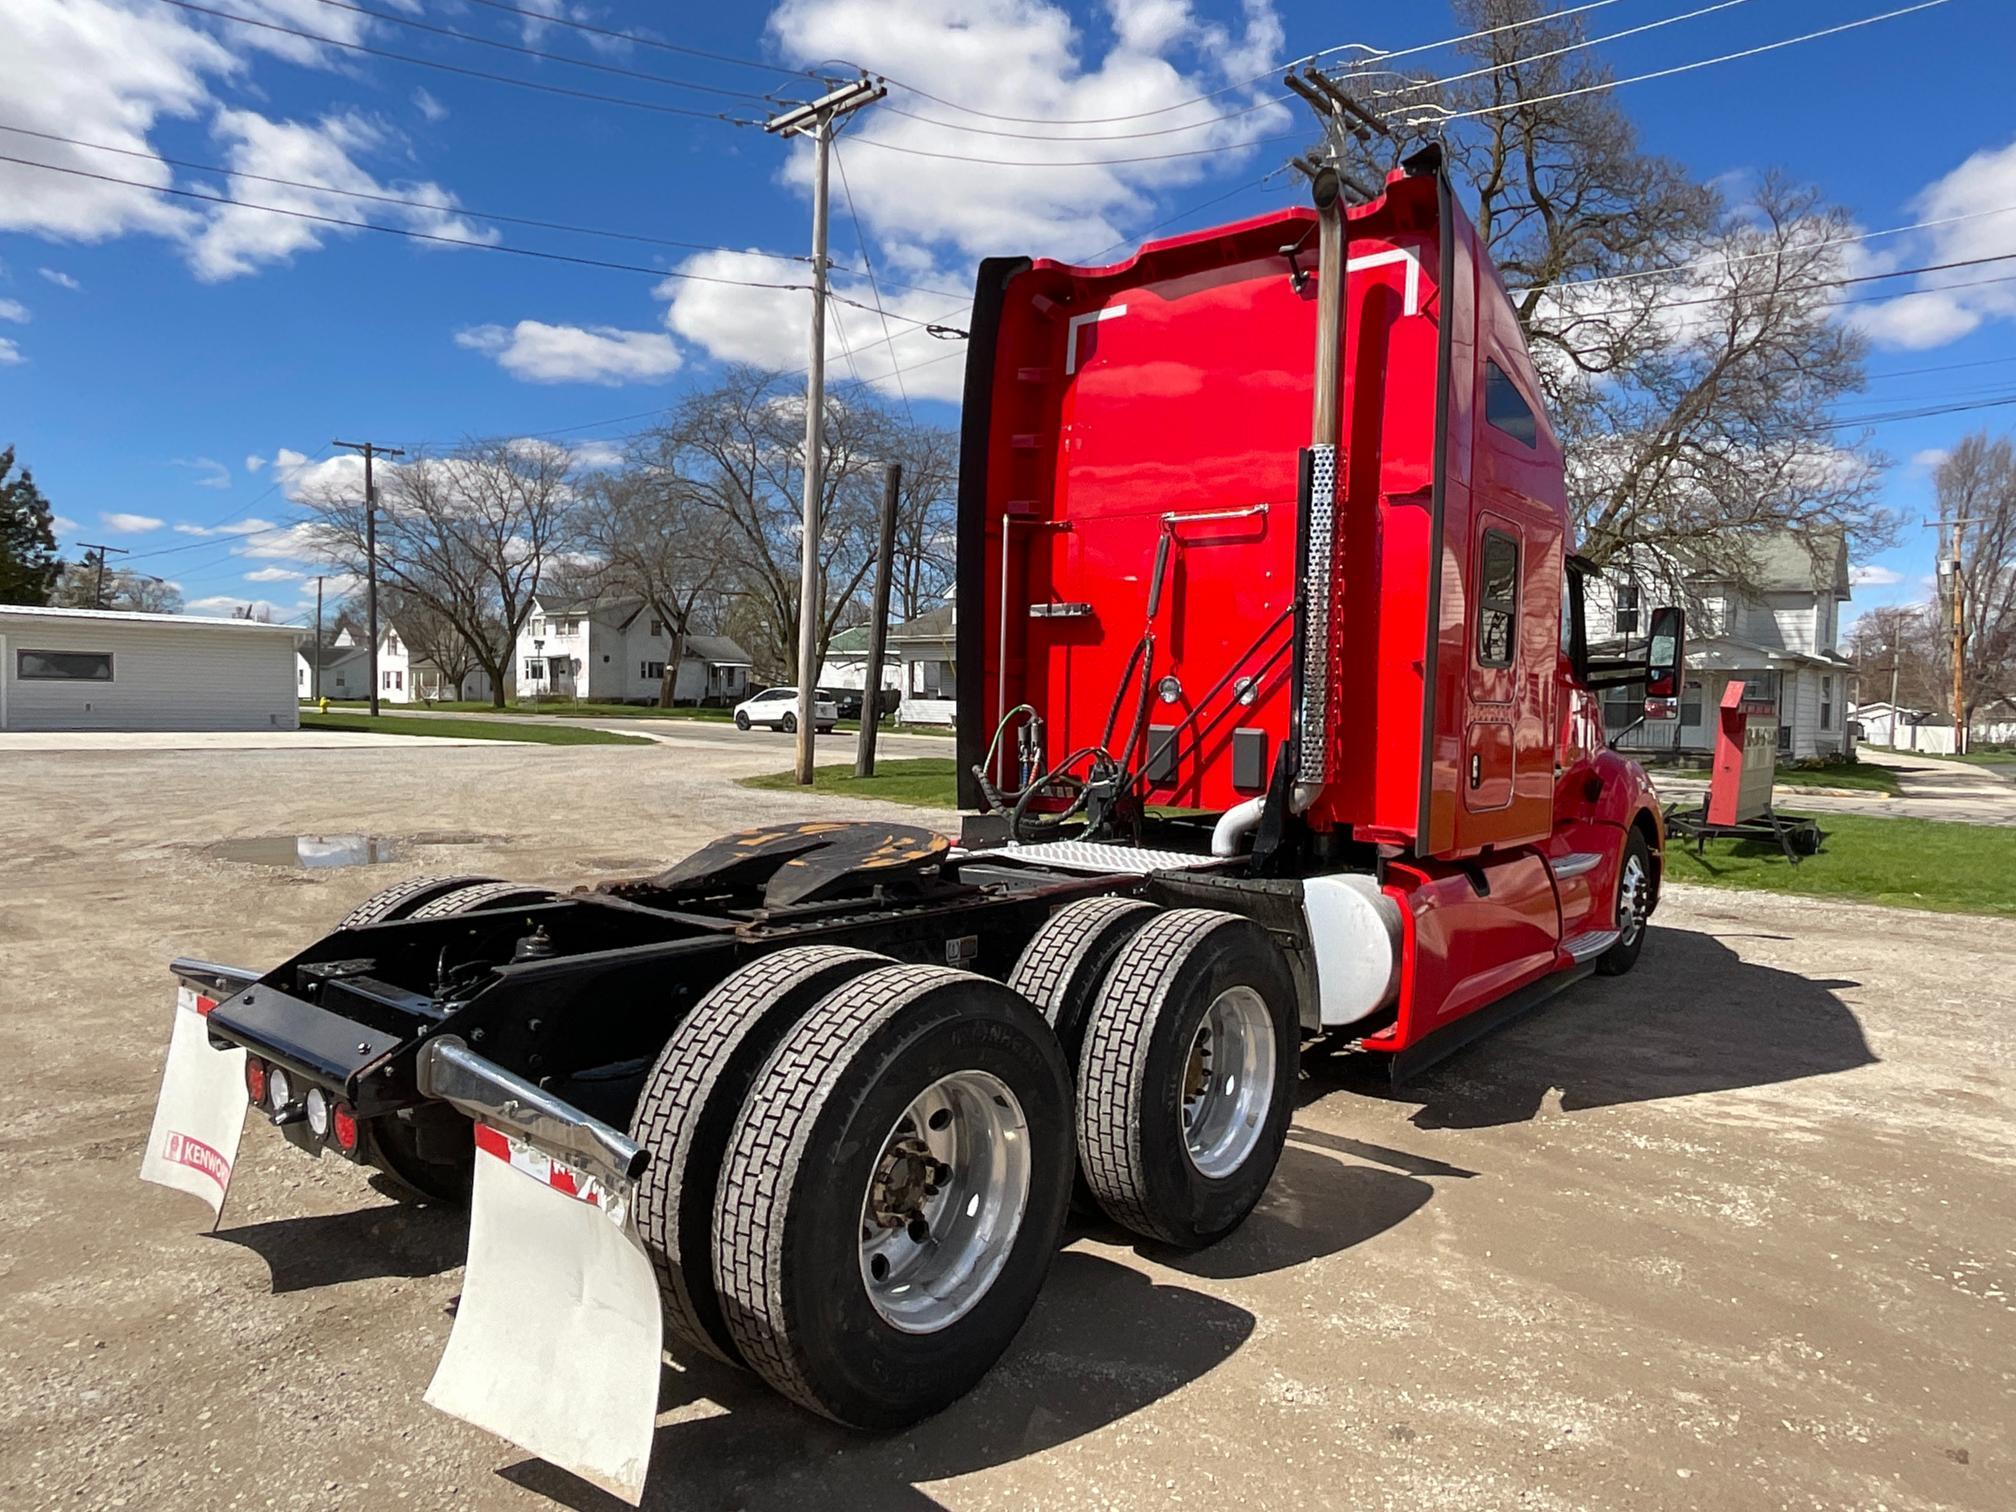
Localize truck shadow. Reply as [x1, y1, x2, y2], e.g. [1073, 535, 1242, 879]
[1308, 924, 1876, 1130]
[210, 1199, 465, 1294]
[502, 1249, 1256, 1511]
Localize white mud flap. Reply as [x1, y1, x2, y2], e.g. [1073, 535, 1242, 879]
[426, 1124, 662, 1505]
[139, 986, 250, 1225]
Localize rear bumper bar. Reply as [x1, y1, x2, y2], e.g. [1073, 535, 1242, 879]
[416, 1036, 648, 1193]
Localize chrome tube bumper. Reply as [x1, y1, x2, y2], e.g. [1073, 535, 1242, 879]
[414, 1036, 648, 1193]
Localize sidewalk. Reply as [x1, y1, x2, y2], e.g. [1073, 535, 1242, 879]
[1654, 748, 2016, 827]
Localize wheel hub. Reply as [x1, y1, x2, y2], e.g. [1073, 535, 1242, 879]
[1179, 986, 1277, 1180]
[859, 1070, 1031, 1334]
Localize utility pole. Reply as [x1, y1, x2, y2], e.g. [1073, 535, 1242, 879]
[312, 574, 326, 701]
[855, 462, 901, 779]
[78, 542, 128, 609]
[333, 440, 405, 718]
[765, 75, 887, 785]
[1933, 514, 1985, 756]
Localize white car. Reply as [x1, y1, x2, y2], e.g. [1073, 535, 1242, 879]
[733, 686, 837, 734]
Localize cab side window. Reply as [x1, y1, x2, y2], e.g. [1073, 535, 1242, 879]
[1478, 530, 1518, 667]
[1484, 358, 1537, 447]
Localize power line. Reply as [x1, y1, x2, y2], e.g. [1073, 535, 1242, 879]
[1399, 0, 1952, 125]
[1560, 248, 2016, 324]
[831, 133, 912, 422]
[457, 0, 823, 79]
[0, 122, 969, 300]
[0, 152, 949, 324]
[298, 0, 773, 102]
[151, 0, 751, 123]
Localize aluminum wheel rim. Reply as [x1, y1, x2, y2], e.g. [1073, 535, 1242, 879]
[859, 1070, 1031, 1335]
[1618, 852, 1649, 944]
[1181, 985, 1276, 1179]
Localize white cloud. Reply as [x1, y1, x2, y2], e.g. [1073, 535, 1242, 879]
[412, 87, 448, 123]
[1847, 134, 2016, 351]
[172, 456, 231, 489]
[245, 453, 267, 473]
[0, 299, 28, 323]
[52, 514, 79, 532]
[568, 437, 628, 469]
[175, 516, 274, 536]
[244, 565, 303, 582]
[0, 338, 20, 366]
[38, 268, 81, 290]
[235, 520, 331, 560]
[101, 511, 165, 532]
[1850, 564, 1902, 587]
[457, 320, 683, 385]
[1911, 447, 1950, 473]
[186, 108, 496, 281]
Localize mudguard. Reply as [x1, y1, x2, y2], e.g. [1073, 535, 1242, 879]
[140, 983, 250, 1223]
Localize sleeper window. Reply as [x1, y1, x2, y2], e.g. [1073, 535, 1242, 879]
[1477, 531, 1518, 668]
[1484, 359, 1537, 447]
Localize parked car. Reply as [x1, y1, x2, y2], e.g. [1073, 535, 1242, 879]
[734, 686, 837, 733]
[817, 686, 898, 722]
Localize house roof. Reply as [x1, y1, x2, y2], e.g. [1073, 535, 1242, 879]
[1688, 530, 1852, 599]
[299, 642, 368, 672]
[0, 603, 302, 635]
[888, 604, 954, 642]
[825, 625, 903, 656]
[684, 634, 752, 666]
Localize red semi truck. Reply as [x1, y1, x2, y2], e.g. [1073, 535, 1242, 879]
[143, 145, 1681, 1501]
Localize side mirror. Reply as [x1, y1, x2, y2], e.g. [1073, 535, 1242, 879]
[1645, 605, 1685, 699]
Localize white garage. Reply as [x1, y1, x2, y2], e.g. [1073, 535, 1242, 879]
[0, 605, 304, 732]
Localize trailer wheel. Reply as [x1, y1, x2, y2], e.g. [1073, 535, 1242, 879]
[1596, 833, 1654, 977]
[628, 945, 887, 1365]
[403, 880, 554, 920]
[336, 874, 500, 929]
[713, 965, 1073, 1428]
[1076, 909, 1298, 1248]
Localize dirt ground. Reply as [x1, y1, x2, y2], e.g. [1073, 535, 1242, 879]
[1, 734, 2011, 1511]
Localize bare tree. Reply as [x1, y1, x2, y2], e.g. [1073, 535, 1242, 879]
[576, 466, 730, 706]
[888, 427, 958, 621]
[1933, 433, 2016, 719]
[1845, 603, 1946, 713]
[307, 439, 576, 708]
[380, 585, 480, 700]
[1395, 0, 1895, 574]
[51, 553, 183, 613]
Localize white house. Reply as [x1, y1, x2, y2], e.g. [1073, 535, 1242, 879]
[1584, 532, 1856, 762]
[296, 624, 500, 704]
[514, 595, 753, 705]
[296, 636, 368, 701]
[890, 604, 957, 726]
[0, 604, 302, 732]
[1851, 697, 2016, 754]
[816, 625, 902, 700]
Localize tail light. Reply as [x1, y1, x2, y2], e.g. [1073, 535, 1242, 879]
[330, 1101, 361, 1156]
[244, 1056, 269, 1105]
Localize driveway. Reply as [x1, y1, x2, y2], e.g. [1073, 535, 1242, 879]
[1655, 744, 2016, 827]
[1, 741, 2009, 1511]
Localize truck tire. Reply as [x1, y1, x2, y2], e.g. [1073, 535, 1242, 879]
[1008, 896, 1159, 1068]
[628, 945, 887, 1365]
[1596, 832, 1654, 977]
[712, 964, 1074, 1428]
[403, 880, 554, 920]
[336, 874, 499, 930]
[1076, 909, 1298, 1248]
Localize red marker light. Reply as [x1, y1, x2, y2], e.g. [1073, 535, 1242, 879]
[244, 1056, 268, 1106]
[330, 1101, 361, 1155]
[195, 994, 218, 1016]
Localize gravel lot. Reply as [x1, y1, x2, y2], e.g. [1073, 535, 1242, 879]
[1, 733, 2010, 1511]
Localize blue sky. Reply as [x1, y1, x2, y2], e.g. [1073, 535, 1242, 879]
[0, 0, 2009, 625]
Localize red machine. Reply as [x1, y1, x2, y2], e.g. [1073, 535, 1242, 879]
[140, 146, 1686, 1501]
[957, 145, 1680, 1072]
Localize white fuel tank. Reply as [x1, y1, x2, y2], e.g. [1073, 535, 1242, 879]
[1301, 873, 1403, 1027]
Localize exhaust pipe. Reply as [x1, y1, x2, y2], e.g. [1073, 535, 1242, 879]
[1293, 165, 1347, 818]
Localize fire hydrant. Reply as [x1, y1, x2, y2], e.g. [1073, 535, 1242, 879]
[317, 696, 330, 715]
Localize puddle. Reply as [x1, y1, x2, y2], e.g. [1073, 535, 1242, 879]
[214, 835, 399, 869]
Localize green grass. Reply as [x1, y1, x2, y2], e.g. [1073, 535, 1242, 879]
[1773, 758, 1901, 794]
[740, 757, 958, 808]
[1666, 812, 2016, 917]
[300, 712, 653, 746]
[307, 697, 733, 720]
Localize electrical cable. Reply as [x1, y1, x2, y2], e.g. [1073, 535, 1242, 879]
[455, 0, 823, 78]
[831, 132, 914, 422]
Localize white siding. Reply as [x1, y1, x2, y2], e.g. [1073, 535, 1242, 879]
[2, 615, 299, 731]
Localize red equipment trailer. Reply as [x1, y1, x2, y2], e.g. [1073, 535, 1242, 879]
[141, 147, 1681, 1502]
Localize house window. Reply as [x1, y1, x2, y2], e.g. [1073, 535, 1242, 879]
[553, 617, 578, 636]
[530, 618, 545, 637]
[524, 658, 545, 682]
[649, 618, 666, 637]
[1821, 675, 1834, 730]
[641, 660, 665, 680]
[1477, 530, 1518, 668]
[1484, 359, 1537, 447]
[1614, 581, 1640, 636]
[17, 649, 114, 681]
[1680, 679, 1704, 728]
[385, 633, 401, 655]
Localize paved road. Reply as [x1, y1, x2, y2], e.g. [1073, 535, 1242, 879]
[2, 738, 2010, 1510]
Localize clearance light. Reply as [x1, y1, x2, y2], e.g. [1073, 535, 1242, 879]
[330, 1101, 361, 1156]
[244, 1056, 268, 1106]
[267, 1066, 293, 1112]
[304, 1087, 331, 1139]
